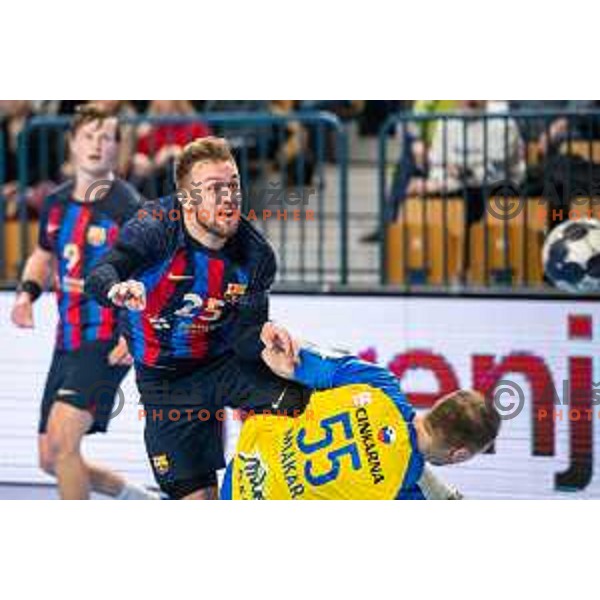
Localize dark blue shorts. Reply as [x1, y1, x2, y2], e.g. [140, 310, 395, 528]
[138, 352, 310, 498]
[39, 341, 130, 435]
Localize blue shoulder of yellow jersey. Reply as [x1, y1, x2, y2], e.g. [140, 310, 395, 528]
[396, 486, 426, 500]
[293, 346, 415, 422]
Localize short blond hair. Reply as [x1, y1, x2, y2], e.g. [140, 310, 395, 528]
[175, 136, 236, 188]
[425, 389, 500, 452]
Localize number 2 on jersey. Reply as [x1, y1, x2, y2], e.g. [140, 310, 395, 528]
[63, 243, 80, 272]
[297, 412, 362, 486]
[174, 294, 225, 321]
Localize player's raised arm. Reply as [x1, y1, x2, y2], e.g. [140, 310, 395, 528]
[260, 323, 404, 400]
[84, 202, 171, 310]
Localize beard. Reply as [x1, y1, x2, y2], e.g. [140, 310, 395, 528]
[195, 209, 240, 239]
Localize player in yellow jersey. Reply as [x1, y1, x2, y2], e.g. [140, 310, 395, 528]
[220, 325, 500, 500]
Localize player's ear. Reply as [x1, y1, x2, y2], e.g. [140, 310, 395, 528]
[449, 447, 471, 464]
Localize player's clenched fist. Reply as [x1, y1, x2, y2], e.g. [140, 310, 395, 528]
[108, 280, 147, 311]
[11, 293, 34, 328]
[261, 322, 296, 357]
[260, 322, 299, 379]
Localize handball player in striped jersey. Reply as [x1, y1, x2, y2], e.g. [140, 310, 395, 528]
[87, 137, 308, 500]
[11, 105, 156, 500]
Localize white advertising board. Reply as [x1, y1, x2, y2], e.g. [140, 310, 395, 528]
[1, 292, 598, 499]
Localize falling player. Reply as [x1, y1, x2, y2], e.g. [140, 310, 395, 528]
[10, 105, 156, 500]
[220, 324, 500, 499]
[86, 137, 306, 500]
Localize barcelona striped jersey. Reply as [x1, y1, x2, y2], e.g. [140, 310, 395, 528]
[221, 347, 425, 500]
[100, 195, 277, 369]
[38, 181, 141, 351]
[124, 240, 253, 366]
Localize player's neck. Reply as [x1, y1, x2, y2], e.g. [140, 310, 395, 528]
[183, 211, 226, 251]
[73, 169, 115, 203]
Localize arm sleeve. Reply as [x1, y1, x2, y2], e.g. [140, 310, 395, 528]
[293, 346, 409, 407]
[84, 209, 169, 307]
[232, 245, 277, 360]
[414, 465, 463, 500]
[396, 486, 426, 500]
[84, 244, 146, 307]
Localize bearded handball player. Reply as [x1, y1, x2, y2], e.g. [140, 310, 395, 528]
[10, 104, 157, 500]
[86, 136, 307, 500]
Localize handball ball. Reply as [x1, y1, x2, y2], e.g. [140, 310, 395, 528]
[543, 218, 600, 292]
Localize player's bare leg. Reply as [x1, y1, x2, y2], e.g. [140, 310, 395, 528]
[182, 487, 218, 500]
[87, 462, 159, 499]
[40, 436, 118, 494]
[43, 402, 93, 499]
[39, 422, 158, 500]
[84, 462, 127, 496]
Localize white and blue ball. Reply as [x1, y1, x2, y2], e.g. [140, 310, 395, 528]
[543, 218, 600, 292]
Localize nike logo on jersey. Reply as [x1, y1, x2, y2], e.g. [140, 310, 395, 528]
[271, 386, 288, 410]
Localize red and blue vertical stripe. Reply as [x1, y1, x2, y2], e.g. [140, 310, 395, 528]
[84, 219, 120, 343]
[57, 204, 92, 351]
[136, 250, 189, 365]
[170, 252, 225, 360]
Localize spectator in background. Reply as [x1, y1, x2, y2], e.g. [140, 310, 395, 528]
[406, 100, 525, 225]
[31, 101, 84, 115]
[300, 101, 365, 163]
[131, 100, 211, 197]
[399, 100, 525, 281]
[510, 100, 600, 228]
[362, 100, 459, 243]
[300, 100, 365, 121]
[357, 101, 401, 137]
[510, 100, 600, 151]
[400, 100, 461, 208]
[0, 100, 61, 218]
[267, 100, 314, 186]
[510, 101, 600, 178]
[508, 100, 569, 147]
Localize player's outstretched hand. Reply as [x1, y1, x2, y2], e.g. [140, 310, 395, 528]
[108, 280, 147, 311]
[261, 321, 295, 357]
[260, 322, 299, 379]
[108, 335, 134, 366]
[11, 293, 34, 328]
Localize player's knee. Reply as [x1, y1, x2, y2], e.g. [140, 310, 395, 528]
[46, 402, 90, 461]
[46, 423, 83, 464]
[49, 435, 81, 465]
[38, 446, 55, 476]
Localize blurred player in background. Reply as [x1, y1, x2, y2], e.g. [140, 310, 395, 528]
[10, 105, 156, 500]
[86, 137, 306, 500]
[220, 323, 500, 499]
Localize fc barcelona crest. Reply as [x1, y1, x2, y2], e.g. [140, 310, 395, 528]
[224, 283, 248, 303]
[152, 454, 171, 476]
[87, 226, 107, 247]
